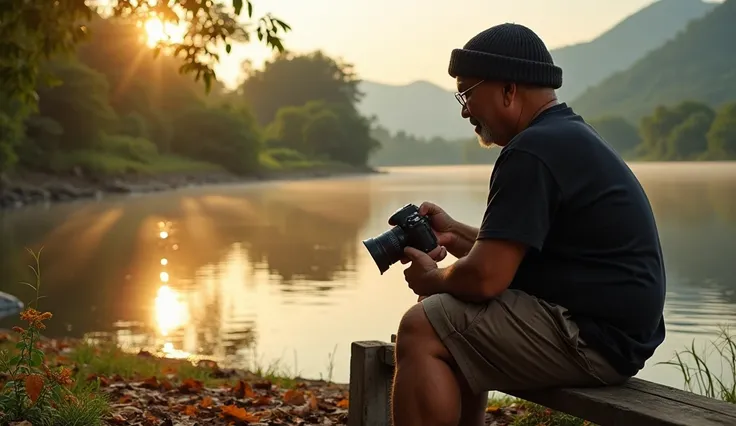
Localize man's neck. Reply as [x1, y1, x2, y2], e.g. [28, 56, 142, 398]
[519, 93, 559, 129]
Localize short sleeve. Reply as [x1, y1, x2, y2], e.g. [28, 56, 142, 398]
[477, 149, 562, 251]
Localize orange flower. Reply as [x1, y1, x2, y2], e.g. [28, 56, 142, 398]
[20, 308, 52, 330]
[51, 367, 73, 386]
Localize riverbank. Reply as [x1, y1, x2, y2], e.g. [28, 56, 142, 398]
[0, 327, 588, 425]
[0, 163, 380, 211]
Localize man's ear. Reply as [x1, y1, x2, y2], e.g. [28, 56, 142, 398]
[503, 83, 515, 106]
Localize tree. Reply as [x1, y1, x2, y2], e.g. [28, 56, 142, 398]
[706, 102, 736, 159]
[587, 116, 641, 157]
[238, 51, 362, 125]
[666, 111, 713, 160]
[169, 104, 263, 174]
[267, 100, 379, 167]
[0, 0, 290, 109]
[638, 101, 715, 159]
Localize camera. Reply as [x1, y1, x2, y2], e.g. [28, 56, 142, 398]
[362, 203, 438, 274]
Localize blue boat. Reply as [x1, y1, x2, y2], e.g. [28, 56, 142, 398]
[0, 291, 24, 320]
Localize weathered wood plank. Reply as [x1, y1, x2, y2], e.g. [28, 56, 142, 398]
[347, 341, 394, 426]
[511, 379, 736, 426]
[371, 340, 736, 426]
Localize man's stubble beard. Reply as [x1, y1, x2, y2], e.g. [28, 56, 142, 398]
[476, 122, 496, 148]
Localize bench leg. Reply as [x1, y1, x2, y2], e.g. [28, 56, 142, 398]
[348, 341, 395, 426]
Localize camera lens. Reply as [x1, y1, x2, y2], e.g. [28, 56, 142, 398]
[362, 226, 406, 274]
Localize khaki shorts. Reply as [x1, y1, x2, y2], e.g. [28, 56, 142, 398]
[421, 289, 628, 395]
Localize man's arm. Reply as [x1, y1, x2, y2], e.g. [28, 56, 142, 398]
[446, 221, 480, 258]
[426, 238, 527, 302]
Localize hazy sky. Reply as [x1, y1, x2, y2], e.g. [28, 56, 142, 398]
[214, 0, 703, 91]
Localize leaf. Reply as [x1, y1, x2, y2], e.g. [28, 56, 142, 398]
[283, 388, 306, 405]
[220, 404, 260, 422]
[336, 398, 349, 408]
[233, 380, 255, 398]
[200, 396, 213, 408]
[179, 378, 203, 394]
[232, 0, 243, 15]
[183, 405, 198, 416]
[24, 373, 44, 404]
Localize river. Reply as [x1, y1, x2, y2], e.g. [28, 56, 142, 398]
[1, 162, 735, 392]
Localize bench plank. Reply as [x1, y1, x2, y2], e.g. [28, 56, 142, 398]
[368, 341, 736, 426]
[348, 341, 395, 426]
[511, 379, 736, 426]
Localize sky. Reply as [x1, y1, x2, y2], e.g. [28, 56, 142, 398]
[212, 0, 696, 91]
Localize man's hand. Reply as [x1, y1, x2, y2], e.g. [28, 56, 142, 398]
[402, 245, 447, 298]
[418, 202, 458, 249]
[396, 201, 478, 261]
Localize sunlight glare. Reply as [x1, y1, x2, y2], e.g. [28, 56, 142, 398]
[143, 17, 184, 48]
[144, 18, 167, 47]
[155, 285, 188, 336]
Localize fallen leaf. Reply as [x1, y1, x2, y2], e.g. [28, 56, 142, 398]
[179, 378, 203, 394]
[283, 388, 306, 405]
[233, 380, 255, 398]
[220, 404, 260, 422]
[183, 405, 198, 416]
[200, 395, 213, 408]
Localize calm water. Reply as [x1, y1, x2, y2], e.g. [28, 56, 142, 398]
[1, 162, 736, 390]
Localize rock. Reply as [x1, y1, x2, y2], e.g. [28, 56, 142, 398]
[104, 180, 133, 194]
[0, 189, 20, 208]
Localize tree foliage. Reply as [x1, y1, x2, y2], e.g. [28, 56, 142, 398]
[0, 0, 290, 110]
[239, 51, 362, 126]
[0, 12, 382, 177]
[706, 102, 736, 159]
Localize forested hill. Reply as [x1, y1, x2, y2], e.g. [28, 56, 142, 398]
[571, 0, 736, 122]
[356, 0, 715, 140]
[551, 0, 716, 102]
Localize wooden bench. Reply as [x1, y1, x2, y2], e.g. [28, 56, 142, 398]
[347, 336, 736, 426]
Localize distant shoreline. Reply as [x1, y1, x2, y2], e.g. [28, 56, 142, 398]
[0, 165, 382, 211]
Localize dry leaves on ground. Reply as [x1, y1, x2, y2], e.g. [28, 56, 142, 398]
[95, 368, 350, 425]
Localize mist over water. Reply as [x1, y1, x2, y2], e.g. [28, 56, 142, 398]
[1, 162, 735, 389]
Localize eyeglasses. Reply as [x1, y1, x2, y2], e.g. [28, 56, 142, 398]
[454, 80, 485, 108]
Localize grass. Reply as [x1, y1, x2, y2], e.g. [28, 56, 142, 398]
[46, 150, 224, 176]
[486, 394, 593, 426]
[657, 325, 736, 403]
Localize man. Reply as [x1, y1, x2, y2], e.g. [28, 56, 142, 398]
[391, 23, 666, 426]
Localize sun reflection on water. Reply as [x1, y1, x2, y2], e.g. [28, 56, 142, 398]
[154, 285, 187, 337]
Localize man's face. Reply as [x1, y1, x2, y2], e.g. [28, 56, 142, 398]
[455, 77, 518, 147]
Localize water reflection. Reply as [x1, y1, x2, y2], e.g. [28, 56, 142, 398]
[0, 164, 735, 385]
[0, 179, 371, 369]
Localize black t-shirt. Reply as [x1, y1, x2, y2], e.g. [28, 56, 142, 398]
[478, 102, 666, 377]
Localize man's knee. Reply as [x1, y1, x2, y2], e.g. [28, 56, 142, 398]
[395, 302, 449, 362]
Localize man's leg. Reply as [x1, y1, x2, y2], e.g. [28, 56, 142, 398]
[391, 302, 462, 426]
[391, 289, 629, 426]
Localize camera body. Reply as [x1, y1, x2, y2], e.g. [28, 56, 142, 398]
[362, 203, 439, 274]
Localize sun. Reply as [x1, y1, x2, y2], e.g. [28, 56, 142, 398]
[144, 18, 169, 47]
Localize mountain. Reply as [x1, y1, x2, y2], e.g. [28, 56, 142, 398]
[355, 0, 716, 140]
[356, 80, 472, 141]
[570, 0, 736, 122]
[551, 0, 717, 102]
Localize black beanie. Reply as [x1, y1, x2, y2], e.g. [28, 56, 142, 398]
[448, 23, 562, 89]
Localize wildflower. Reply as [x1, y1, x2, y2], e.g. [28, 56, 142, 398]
[51, 367, 73, 386]
[19, 308, 52, 330]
